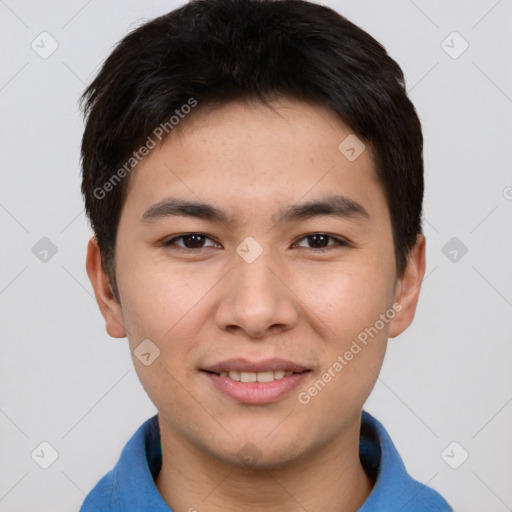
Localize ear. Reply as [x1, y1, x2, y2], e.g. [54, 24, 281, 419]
[86, 236, 127, 338]
[388, 234, 426, 339]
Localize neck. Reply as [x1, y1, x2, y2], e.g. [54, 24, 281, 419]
[155, 416, 374, 512]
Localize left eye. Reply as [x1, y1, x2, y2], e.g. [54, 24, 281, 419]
[293, 233, 348, 250]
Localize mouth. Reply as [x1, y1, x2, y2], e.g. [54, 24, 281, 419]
[200, 358, 312, 404]
[203, 368, 306, 382]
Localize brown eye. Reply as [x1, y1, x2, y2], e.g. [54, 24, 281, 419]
[294, 233, 348, 250]
[163, 233, 219, 249]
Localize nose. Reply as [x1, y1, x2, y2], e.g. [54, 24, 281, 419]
[214, 247, 300, 339]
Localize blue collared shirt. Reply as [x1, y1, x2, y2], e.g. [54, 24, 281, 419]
[80, 411, 452, 511]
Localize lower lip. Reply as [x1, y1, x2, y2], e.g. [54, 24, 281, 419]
[202, 371, 310, 404]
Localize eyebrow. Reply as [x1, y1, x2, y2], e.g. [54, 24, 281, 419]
[141, 194, 370, 225]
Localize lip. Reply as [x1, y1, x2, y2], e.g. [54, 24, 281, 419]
[201, 357, 308, 373]
[202, 370, 310, 404]
[200, 358, 311, 405]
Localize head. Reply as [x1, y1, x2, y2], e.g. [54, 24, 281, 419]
[82, 0, 425, 468]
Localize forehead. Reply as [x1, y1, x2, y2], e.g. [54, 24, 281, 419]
[121, 97, 386, 224]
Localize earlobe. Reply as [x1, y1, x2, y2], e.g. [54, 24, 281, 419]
[85, 236, 127, 338]
[388, 234, 426, 339]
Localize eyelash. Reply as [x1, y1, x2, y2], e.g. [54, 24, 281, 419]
[162, 233, 349, 252]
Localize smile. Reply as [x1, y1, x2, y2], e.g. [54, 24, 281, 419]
[201, 369, 311, 404]
[211, 369, 296, 382]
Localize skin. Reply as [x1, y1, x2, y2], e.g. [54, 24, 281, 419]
[86, 97, 426, 512]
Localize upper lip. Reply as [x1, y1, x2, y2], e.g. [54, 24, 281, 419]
[202, 358, 309, 373]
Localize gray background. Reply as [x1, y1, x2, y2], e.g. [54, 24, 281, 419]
[1, 0, 511, 510]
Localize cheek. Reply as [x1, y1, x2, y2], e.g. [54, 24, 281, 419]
[117, 253, 213, 341]
[296, 272, 390, 423]
[118, 261, 210, 407]
[297, 257, 394, 338]
[298, 258, 393, 404]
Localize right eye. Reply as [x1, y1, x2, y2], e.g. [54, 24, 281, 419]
[162, 233, 221, 250]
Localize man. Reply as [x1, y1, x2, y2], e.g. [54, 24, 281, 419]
[80, 0, 452, 510]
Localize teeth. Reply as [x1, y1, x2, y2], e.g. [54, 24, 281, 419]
[240, 371, 257, 383]
[256, 371, 274, 383]
[217, 370, 296, 382]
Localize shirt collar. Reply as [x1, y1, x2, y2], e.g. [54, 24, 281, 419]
[84, 410, 451, 511]
[358, 411, 452, 511]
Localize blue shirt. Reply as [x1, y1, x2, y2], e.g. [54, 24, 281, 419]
[80, 411, 452, 511]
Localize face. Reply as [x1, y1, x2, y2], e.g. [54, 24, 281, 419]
[87, 97, 425, 468]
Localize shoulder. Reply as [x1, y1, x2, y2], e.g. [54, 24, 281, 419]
[79, 415, 161, 512]
[79, 469, 115, 511]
